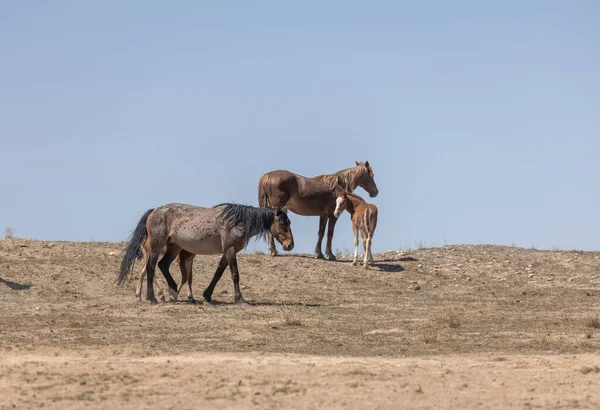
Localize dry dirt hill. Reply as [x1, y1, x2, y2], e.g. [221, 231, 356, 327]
[1, 239, 600, 409]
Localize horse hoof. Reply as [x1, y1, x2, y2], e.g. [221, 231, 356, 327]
[235, 298, 250, 306]
[203, 292, 212, 303]
[188, 297, 198, 304]
[352, 261, 358, 266]
[150, 299, 159, 305]
[315, 253, 325, 260]
[326, 254, 337, 261]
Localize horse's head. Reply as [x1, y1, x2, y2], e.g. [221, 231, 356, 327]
[355, 161, 378, 198]
[333, 186, 348, 218]
[270, 208, 294, 251]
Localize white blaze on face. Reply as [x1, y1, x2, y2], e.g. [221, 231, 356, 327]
[334, 196, 345, 218]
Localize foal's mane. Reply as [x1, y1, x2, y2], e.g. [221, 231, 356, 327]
[317, 163, 371, 192]
[347, 192, 366, 202]
[214, 203, 290, 240]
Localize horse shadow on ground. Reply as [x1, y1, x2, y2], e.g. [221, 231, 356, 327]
[199, 299, 321, 308]
[373, 263, 405, 272]
[0, 278, 33, 291]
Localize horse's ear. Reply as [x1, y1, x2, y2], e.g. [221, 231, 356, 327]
[365, 160, 370, 168]
[355, 161, 361, 166]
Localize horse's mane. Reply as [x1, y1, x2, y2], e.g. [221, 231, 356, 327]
[214, 203, 290, 241]
[317, 164, 370, 192]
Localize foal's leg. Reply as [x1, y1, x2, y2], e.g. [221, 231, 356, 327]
[268, 232, 279, 257]
[203, 254, 229, 303]
[324, 215, 338, 261]
[137, 263, 166, 303]
[352, 225, 359, 266]
[364, 235, 372, 269]
[136, 263, 146, 303]
[315, 215, 327, 259]
[226, 248, 247, 305]
[361, 231, 369, 268]
[157, 243, 181, 302]
[178, 250, 196, 303]
[368, 234, 375, 265]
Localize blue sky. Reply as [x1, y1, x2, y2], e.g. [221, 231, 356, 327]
[1, 1, 598, 253]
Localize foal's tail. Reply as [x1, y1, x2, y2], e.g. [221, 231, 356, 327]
[117, 208, 154, 286]
[258, 173, 271, 208]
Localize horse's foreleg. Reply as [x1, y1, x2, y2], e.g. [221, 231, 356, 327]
[203, 254, 228, 303]
[325, 215, 338, 261]
[315, 215, 327, 259]
[226, 249, 247, 305]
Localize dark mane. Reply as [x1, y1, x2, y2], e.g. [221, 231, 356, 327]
[214, 203, 290, 241]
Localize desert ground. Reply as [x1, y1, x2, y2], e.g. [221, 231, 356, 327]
[1, 238, 600, 409]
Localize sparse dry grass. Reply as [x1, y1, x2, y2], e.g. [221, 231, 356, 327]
[435, 306, 463, 328]
[279, 304, 303, 327]
[422, 327, 439, 344]
[585, 315, 600, 329]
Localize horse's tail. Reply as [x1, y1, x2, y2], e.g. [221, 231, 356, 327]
[258, 173, 271, 208]
[117, 208, 154, 286]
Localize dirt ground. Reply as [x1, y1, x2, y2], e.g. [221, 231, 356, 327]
[1, 239, 600, 409]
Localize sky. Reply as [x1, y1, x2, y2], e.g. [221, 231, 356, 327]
[1, 1, 598, 254]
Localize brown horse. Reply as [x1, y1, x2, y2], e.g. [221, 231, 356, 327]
[258, 161, 378, 260]
[334, 192, 378, 268]
[118, 203, 294, 304]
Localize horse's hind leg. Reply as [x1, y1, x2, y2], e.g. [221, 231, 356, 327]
[364, 234, 372, 269]
[203, 254, 229, 303]
[157, 243, 181, 302]
[146, 251, 161, 304]
[361, 231, 369, 269]
[178, 250, 196, 303]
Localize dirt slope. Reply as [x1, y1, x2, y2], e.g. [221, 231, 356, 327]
[1, 239, 600, 408]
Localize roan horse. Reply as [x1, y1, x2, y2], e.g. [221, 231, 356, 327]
[334, 192, 379, 268]
[117, 203, 294, 304]
[258, 161, 378, 260]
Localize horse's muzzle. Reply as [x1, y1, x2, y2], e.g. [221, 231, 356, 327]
[283, 244, 294, 251]
[369, 189, 379, 198]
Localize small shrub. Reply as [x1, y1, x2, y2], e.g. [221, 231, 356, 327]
[4, 228, 14, 239]
[280, 304, 303, 327]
